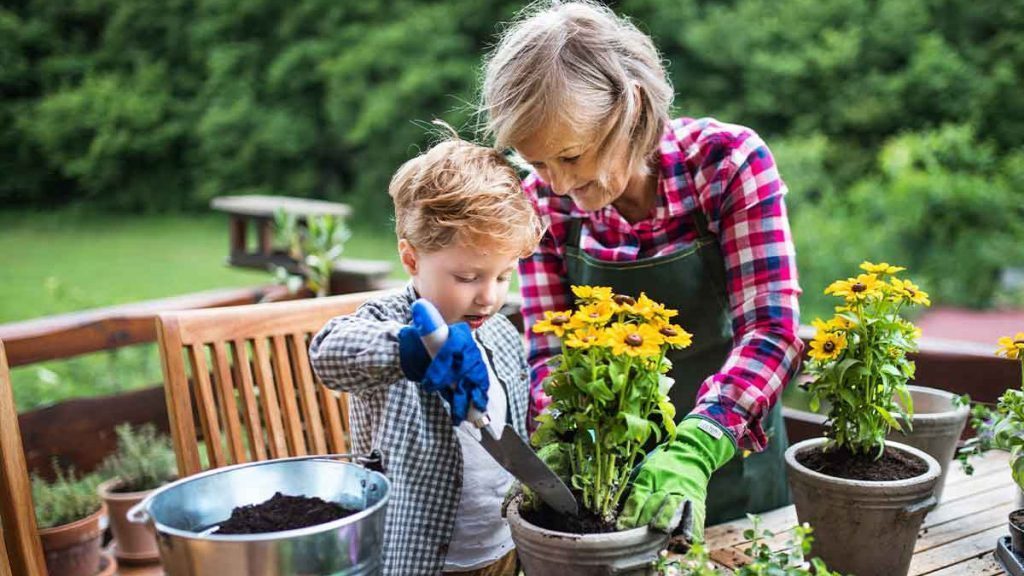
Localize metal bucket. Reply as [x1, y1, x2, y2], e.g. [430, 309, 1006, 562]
[128, 456, 389, 576]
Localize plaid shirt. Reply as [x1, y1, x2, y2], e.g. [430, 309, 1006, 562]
[520, 117, 803, 451]
[309, 284, 530, 575]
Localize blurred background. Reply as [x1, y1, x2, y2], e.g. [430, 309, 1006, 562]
[2, 0, 1023, 410]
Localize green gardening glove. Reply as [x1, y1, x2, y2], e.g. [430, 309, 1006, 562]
[616, 417, 737, 541]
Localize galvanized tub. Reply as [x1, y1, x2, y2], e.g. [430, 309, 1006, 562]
[128, 456, 389, 576]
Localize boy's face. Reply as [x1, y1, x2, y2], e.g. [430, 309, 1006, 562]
[399, 239, 518, 330]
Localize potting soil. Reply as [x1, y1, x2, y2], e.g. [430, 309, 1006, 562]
[522, 501, 618, 534]
[796, 445, 928, 481]
[214, 492, 356, 534]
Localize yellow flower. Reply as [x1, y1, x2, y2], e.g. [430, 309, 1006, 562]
[656, 323, 693, 349]
[825, 274, 883, 302]
[565, 326, 607, 350]
[629, 293, 659, 321]
[889, 277, 931, 306]
[812, 316, 854, 334]
[860, 261, 906, 275]
[610, 293, 638, 314]
[996, 333, 1024, 360]
[808, 331, 847, 362]
[574, 301, 615, 326]
[607, 323, 663, 357]
[571, 285, 613, 303]
[532, 310, 573, 338]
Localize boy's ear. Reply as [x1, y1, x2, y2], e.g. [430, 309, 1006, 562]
[398, 239, 418, 276]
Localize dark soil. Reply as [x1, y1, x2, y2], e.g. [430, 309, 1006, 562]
[1010, 510, 1024, 530]
[521, 500, 617, 534]
[215, 492, 356, 534]
[796, 445, 928, 481]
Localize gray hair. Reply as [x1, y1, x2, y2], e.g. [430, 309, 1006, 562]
[480, 1, 673, 182]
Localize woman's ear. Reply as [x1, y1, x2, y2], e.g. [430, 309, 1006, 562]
[398, 239, 418, 276]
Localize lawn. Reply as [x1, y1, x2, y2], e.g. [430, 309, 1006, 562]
[0, 208, 402, 410]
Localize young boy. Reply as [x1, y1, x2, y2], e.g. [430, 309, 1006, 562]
[309, 131, 543, 576]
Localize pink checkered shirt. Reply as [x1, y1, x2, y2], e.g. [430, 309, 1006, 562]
[519, 117, 804, 451]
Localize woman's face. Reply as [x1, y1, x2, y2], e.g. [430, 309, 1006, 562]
[515, 121, 632, 212]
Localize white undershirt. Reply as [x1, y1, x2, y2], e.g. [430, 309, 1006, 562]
[443, 341, 515, 571]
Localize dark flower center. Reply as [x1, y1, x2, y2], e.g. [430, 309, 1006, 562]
[613, 294, 636, 306]
[1015, 339, 1024, 346]
[660, 327, 677, 337]
[823, 341, 835, 353]
[589, 312, 601, 319]
[551, 315, 569, 326]
[625, 334, 643, 346]
[851, 283, 866, 293]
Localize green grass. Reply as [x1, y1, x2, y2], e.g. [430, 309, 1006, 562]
[1, 208, 402, 410]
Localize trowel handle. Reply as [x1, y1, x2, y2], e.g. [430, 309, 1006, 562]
[410, 299, 489, 429]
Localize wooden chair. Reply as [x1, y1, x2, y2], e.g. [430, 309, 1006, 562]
[0, 339, 48, 576]
[156, 290, 394, 477]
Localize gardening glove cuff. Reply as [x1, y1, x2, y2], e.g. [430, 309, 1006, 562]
[421, 323, 490, 425]
[616, 417, 737, 540]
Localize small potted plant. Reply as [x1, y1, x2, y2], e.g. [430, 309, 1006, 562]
[654, 515, 843, 575]
[32, 465, 109, 576]
[505, 286, 692, 574]
[786, 262, 941, 576]
[958, 332, 1024, 573]
[97, 423, 177, 563]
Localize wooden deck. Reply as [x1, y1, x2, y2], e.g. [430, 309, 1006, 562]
[114, 450, 1016, 575]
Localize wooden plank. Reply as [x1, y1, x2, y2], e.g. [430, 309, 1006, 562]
[231, 339, 267, 462]
[318, 384, 346, 454]
[252, 338, 288, 459]
[923, 485, 1015, 529]
[916, 501, 1013, 553]
[289, 333, 327, 455]
[909, 525, 1007, 575]
[187, 345, 225, 470]
[210, 195, 352, 219]
[270, 335, 306, 455]
[0, 285, 293, 366]
[156, 316, 202, 477]
[704, 505, 798, 550]
[210, 341, 246, 465]
[923, 553, 1005, 575]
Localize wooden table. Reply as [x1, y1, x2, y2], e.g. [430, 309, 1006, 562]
[701, 449, 1016, 575]
[115, 450, 1017, 575]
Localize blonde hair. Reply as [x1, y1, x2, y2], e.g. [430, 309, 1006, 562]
[480, 1, 673, 185]
[388, 123, 544, 256]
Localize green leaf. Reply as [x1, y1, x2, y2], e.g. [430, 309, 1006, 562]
[874, 404, 902, 431]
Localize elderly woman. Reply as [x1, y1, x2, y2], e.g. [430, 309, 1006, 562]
[480, 1, 803, 540]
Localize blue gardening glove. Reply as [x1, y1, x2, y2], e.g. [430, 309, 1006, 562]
[616, 417, 737, 541]
[403, 321, 489, 425]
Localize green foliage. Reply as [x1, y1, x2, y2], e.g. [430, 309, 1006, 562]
[803, 264, 929, 456]
[531, 289, 687, 522]
[31, 464, 102, 529]
[273, 210, 351, 297]
[99, 423, 178, 492]
[655, 515, 843, 575]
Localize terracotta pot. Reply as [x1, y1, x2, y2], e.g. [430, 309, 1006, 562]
[97, 551, 118, 576]
[37, 505, 106, 576]
[785, 438, 940, 576]
[97, 478, 160, 563]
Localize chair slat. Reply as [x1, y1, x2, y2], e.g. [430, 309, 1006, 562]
[210, 341, 247, 465]
[319, 385, 347, 453]
[157, 316, 203, 476]
[289, 333, 327, 454]
[231, 339, 267, 462]
[187, 344, 226, 469]
[252, 338, 289, 459]
[0, 340, 47, 576]
[270, 335, 306, 455]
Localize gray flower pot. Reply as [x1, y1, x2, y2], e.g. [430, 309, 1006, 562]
[886, 385, 969, 502]
[506, 494, 668, 575]
[785, 438, 940, 576]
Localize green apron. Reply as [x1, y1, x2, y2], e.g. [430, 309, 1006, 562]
[563, 213, 790, 525]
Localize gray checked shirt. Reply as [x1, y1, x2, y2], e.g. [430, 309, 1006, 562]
[308, 284, 530, 575]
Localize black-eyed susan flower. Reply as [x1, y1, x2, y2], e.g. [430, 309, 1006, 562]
[571, 285, 613, 303]
[808, 331, 847, 362]
[812, 316, 854, 334]
[825, 273, 883, 302]
[656, 323, 693, 349]
[574, 300, 615, 325]
[607, 322, 663, 357]
[996, 333, 1024, 360]
[532, 310, 573, 338]
[860, 261, 906, 275]
[889, 277, 931, 306]
[565, 325, 607, 350]
[629, 293, 658, 321]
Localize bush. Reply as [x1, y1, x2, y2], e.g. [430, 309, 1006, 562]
[31, 465, 102, 529]
[99, 423, 178, 493]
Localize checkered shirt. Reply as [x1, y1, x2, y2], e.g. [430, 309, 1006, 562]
[309, 283, 530, 575]
[519, 117, 804, 451]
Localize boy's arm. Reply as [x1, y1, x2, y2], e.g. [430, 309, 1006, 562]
[309, 301, 407, 394]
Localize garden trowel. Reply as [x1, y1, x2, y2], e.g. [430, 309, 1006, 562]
[411, 299, 579, 517]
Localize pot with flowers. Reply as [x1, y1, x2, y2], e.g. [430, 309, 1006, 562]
[957, 332, 1024, 573]
[505, 286, 692, 575]
[785, 262, 941, 576]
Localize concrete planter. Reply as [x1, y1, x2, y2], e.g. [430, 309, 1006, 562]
[506, 494, 668, 575]
[785, 438, 940, 576]
[886, 385, 970, 502]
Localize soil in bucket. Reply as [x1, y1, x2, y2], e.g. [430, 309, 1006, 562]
[214, 492, 357, 534]
[521, 497, 617, 534]
[795, 445, 927, 481]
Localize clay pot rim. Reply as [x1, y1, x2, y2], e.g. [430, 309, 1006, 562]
[97, 477, 164, 500]
[785, 437, 941, 491]
[37, 503, 106, 537]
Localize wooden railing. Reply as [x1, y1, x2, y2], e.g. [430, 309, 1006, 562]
[3, 289, 1019, 477]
